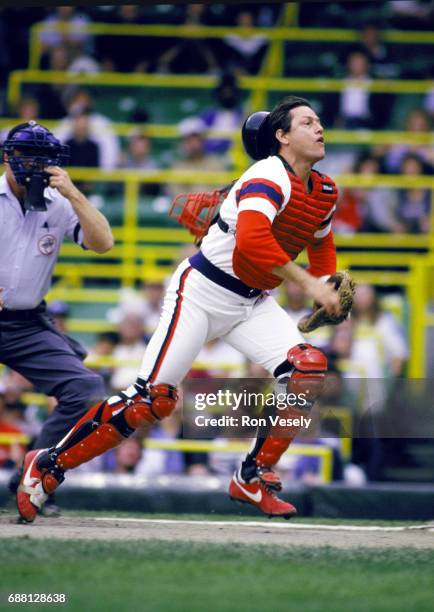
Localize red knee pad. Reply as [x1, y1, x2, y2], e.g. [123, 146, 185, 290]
[150, 384, 178, 419]
[287, 343, 327, 372]
[125, 383, 178, 427]
[286, 344, 327, 403]
[124, 401, 155, 428]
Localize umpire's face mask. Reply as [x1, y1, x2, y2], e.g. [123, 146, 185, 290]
[8, 148, 51, 211]
[3, 121, 69, 211]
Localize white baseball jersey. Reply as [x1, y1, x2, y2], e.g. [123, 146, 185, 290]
[203, 155, 335, 268]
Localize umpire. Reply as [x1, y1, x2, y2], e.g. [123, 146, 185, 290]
[0, 121, 113, 482]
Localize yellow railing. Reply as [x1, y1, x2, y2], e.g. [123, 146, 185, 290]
[0, 432, 333, 482]
[28, 20, 434, 69]
[60, 168, 434, 249]
[1, 117, 431, 147]
[8, 70, 434, 113]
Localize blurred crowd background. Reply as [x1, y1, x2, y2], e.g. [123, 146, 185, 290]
[0, 2, 433, 489]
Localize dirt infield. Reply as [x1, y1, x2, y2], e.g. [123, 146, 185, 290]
[0, 514, 433, 549]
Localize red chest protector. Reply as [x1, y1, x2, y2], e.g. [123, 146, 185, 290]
[274, 169, 337, 257]
[234, 165, 338, 289]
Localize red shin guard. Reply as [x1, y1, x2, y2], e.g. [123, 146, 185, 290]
[53, 384, 178, 472]
[255, 410, 301, 468]
[255, 344, 327, 469]
[56, 422, 125, 470]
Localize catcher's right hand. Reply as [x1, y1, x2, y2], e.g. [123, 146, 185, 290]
[297, 271, 356, 334]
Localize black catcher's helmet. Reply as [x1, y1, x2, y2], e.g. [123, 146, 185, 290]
[2, 120, 69, 186]
[241, 111, 271, 160]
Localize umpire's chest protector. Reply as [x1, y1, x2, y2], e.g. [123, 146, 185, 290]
[272, 169, 338, 260]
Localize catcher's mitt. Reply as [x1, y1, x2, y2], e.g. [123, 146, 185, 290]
[297, 271, 356, 334]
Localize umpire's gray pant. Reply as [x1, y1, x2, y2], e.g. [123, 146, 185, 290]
[0, 314, 105, 448]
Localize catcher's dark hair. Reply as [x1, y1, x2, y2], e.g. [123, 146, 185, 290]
[268, 96, 313, 155]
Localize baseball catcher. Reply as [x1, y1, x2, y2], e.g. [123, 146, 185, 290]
[17, 97, 354, 522]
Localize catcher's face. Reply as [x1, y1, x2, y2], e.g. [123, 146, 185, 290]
[280, 106, 325, 164]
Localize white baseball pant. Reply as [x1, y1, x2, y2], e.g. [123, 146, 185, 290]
[138, 258, 305, 385]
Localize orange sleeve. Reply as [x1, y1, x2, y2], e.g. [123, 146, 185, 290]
[306, 230, 337, 278]
[233, 210, 290, 282]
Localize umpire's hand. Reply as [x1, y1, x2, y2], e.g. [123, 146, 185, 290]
[46, 166, 79, 201]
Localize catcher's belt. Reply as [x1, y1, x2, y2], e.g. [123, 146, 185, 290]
[189, 251, 262, 298]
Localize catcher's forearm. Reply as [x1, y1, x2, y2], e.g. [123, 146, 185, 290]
[273, 260, 341, 315]
[272, 261, 316, 293]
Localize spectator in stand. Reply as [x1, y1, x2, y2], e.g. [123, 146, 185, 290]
[354, 22, 399, 79]
[193, 338, 246, 378]
[110, 313, 147, 392]
[86, 331, 119, 394]
[141, 281, 165, 337]
[333, 188, 363, 235]
[169, 117, 227, 198]
[1, 371, 43, 441]
[200, 73, 244, 156]
[0, 390, 26, 470]
[350, 284, 408, 379]
[1, 96, 40, 143]
[154, 4, 219, 75]
[108, 281, 165, 339]
[16, 96, 40, 122]
[338, 51, 373, 129]
[35, 45, 70, 119]
[40, 37, 99, 76]
[137, 408, 209, 476]
[120, 131, 162, 197]
[385, 109, 433, 173]
[67, 47, 100, 75]
[96, 5, 150, 73]
[325, 319, 385, 482]
[65, 109, 100, 168]
[222, 9, 267, 75]
[120, 132, 158, 170]
[133, 412, 183, 475]
[424, 65, 434, 121]
[114, 436, 144, 474]
[38, 6, 93, 61]
[284, 280, 310, 325]
[395, 154, 432, 234]
[335, 153, 399, 234]
[55, 89, 120, 170]
[345, 283, 409, 482]
[388, 1, 434, 30]
[47, 300, 70, 333]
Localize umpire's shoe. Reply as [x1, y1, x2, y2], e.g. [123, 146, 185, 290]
[229, 468, 297, 519]
[16, 450, 64, 523]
